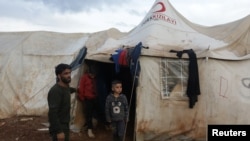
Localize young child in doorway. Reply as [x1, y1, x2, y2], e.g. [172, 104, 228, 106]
[78, 70, 98, 138]
[105, 80, 129, 141]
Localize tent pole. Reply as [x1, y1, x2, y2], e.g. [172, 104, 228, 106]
[123, 59, 139, 141]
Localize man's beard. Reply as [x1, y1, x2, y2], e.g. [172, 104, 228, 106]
[61, 77, 71, 84]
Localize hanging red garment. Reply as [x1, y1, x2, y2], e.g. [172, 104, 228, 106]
[118, 49, 128, 66]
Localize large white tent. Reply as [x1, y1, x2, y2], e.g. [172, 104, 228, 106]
[0, 0, 250, 140]
[84, 0, 250, 140]
[0, 31, 88, 118]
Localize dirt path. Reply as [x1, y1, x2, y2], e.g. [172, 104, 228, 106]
[0, 116, 134, 141]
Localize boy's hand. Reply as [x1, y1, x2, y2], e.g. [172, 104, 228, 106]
[124, 119, 129, 123]
[105, 122, 112, 130]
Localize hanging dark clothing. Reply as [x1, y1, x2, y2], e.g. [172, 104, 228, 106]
[111, 49, 124, 73]
[129, 42, 142, 86]
[170, 49, 201, 108]
[183, 49, 201, 108]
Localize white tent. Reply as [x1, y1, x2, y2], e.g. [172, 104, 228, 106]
[0, 0, 250, 140]
[84, 0, 250, 140]
[0, 31, 89, 118]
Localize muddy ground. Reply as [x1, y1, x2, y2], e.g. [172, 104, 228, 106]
[0, 115, 134, 141]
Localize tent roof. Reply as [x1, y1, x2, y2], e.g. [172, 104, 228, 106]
[86, 0, 250, 61]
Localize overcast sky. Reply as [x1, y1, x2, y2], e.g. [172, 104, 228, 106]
[0, 0, 249, 33]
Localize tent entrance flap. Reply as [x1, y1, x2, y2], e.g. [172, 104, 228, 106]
[70, 47, 87, 71]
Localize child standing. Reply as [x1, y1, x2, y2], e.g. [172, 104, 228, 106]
[105, 80, 129, 141]
[78, 70, 98, 138]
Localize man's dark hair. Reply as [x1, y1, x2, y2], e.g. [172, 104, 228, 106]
[55, 63, 71, 76]
[111, 80, 122, 86]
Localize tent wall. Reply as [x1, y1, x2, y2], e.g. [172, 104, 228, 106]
[0, 31, 87, 119]
[135, 56, 250, 141]
[202, 59, 250, 124]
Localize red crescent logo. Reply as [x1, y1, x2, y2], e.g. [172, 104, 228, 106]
[153, 2, 166, 13]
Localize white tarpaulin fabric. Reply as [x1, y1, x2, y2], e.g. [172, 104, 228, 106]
[88, 0, 250, 61]
[0, 31, 88, 119]
[136, 57, 250, 140]
[84, 0, 250, 140]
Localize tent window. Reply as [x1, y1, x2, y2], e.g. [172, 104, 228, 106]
[160, 58, 188, 99]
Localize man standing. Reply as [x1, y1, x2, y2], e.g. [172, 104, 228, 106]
[47, 63, 76, 141]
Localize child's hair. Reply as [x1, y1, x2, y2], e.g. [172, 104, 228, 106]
[111, 80, 122, 87]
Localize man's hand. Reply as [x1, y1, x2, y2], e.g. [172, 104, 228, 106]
[57, 132, 65, 141]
